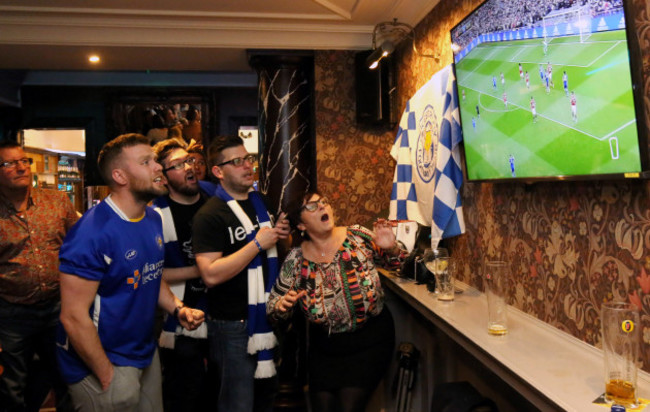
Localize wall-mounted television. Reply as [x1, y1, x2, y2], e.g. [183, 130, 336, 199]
[450, 0, 647, 182]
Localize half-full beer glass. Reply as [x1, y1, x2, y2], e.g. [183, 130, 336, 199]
[432, 256, 454, 301]
[601, 302, 640, 408]
[484, 261, 508, 335]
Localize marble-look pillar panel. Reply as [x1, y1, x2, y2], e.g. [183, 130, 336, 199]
[249, 53, 316, 216]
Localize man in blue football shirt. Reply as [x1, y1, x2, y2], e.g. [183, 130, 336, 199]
[545, 75, 550, 95]
[57, 134, 204, 412]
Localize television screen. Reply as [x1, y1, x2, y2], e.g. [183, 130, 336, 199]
[450, 0, 646, 181]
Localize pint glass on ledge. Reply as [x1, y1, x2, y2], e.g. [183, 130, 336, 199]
[484, 261, 508, 336]
[601, 302, 640, 408]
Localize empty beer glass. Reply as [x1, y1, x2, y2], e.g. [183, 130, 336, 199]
[601, 302, 640, 408]
[484, 261, 508, 335]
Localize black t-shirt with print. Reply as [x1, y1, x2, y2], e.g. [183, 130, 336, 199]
[192, 195, 271, 320]
[166, 194, 207, 307]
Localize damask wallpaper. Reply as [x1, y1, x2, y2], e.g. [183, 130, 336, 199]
[313, 51, 396, 226]
[314, 0, 650, 371]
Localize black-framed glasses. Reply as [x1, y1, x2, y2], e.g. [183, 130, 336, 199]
[162, 157, 196, 173]
[301, 197, 329, 212]
[217, 154, 256, 167]
[0, 158, 33, 170]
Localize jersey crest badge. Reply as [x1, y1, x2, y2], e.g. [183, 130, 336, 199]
[415, 104, 438, 183]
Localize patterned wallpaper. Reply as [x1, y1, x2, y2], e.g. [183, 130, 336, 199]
[314, 1, 650, 370]
[313, 51, 396, 226]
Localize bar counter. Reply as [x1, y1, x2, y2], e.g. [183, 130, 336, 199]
[379, 269, 650, 411]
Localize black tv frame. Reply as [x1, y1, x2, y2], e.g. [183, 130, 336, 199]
[450, 0, 649, 183]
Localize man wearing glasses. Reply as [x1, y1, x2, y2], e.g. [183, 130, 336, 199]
[0, 140, 77, 411]
[193, 135, 290, 412]
[186, 143, 208, 181]
[151, 138, 216, 412]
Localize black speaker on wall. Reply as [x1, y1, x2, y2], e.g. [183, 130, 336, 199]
[354, 50, 396, 127]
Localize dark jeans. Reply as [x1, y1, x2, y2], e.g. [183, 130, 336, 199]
[0, 298, 72, 412]
[207, 319, 277, 412]
[161, 336, 218, 412]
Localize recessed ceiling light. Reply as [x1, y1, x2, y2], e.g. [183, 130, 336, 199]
[88, 55, 100, 63]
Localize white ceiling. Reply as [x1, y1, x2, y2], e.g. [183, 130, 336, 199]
[0, 0, 440, 72]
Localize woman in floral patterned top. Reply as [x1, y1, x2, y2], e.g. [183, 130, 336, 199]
[267, 191, 406, 412]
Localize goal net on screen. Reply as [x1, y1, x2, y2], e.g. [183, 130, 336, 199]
[543, 4, 592, 43]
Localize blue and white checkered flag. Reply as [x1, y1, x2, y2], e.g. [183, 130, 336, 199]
[389, 65, 465, 249]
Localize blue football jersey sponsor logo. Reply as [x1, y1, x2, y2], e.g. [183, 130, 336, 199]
[127, 270, 141, 289]
[125, 249, 137, 260]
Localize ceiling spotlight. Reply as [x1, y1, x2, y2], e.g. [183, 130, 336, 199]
[366, 40, 395, 69]
[367, 18, 439, 69]
[366, 48, 384, 70]
[88, 55, 100, 64]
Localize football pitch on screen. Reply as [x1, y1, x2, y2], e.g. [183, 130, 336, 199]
[456, 30, 641, 180]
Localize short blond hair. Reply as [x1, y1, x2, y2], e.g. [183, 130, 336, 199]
[97, 133, 150, 186]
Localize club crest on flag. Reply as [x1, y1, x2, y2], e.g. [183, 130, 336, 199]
[416, 104, 438, 183]
[389, 64, 465, 248]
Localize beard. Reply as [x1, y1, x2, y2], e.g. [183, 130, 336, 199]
[133, 185, 168, 203]
[168, 178, 199, 197]
[129, 176, 168, 203]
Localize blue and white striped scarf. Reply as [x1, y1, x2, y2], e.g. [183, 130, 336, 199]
[214, 184, 279, 378]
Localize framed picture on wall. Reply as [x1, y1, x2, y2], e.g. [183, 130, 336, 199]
[228, 115, 258, 153]
[238, 126, 259, 154]
[107, 91, 215, 146]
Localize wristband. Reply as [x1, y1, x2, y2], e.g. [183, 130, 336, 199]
[253, 238, 263, 252]
[173, 305, 184, 320]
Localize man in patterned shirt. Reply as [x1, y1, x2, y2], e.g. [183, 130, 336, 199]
[0, 140, 77, 412]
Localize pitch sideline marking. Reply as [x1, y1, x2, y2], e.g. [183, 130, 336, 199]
[461, 46, 501, 84]
[466, 84, 615, 142]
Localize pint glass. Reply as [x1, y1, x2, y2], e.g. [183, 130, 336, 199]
[432, 257, 454, 301]
[484, 261, 508, 335]
[423, 248, 449, 297]
[601, 302, 640, 407]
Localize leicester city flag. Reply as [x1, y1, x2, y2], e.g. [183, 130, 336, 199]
[389, 65, 465, 249]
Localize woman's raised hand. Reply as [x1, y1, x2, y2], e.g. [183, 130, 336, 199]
[276, 289, 307, 312]
[373, 219, 397, 250]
